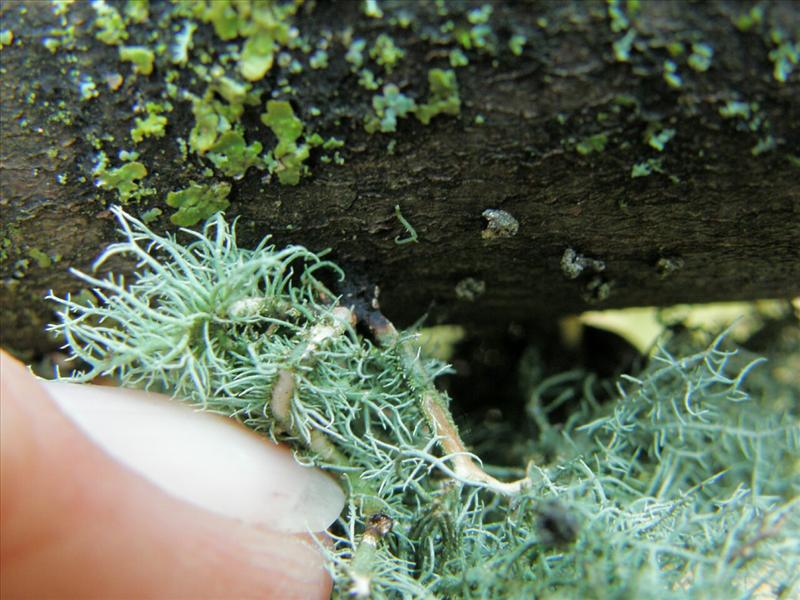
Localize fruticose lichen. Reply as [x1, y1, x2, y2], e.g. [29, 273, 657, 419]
[48, 209, 800, 599]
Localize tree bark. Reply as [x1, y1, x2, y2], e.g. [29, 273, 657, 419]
[1, 0, 798, 356]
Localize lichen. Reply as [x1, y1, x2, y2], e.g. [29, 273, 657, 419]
[768, 29, 799, 84]
[575, 133, 608, 155]
[165, 181, 231, 226]
[365, 85, 416, 134]
[96, 161, 147, 203]
[131, 102, 169, 142]
[0, 29, 13, 48]
[28, 247, 53, 269]
[455, 277, 485, 301]
[687, 42, 713, 72]
[561, 248, 605, 280]
[260, 100, 311, 185]
[508, 34, 526, 56]
[206, 130, 264, 178]
[92, 0, 128, 45]
[370, 34, 405, 74]
[119, 45, 155, 75]
[124, 0, 149, 24]
[647, 128, 675, 152]
[415, 68, 461, 125]
[481, 209, 519, 240]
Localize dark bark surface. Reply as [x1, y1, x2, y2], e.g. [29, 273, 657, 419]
[1, 0, 799, 356]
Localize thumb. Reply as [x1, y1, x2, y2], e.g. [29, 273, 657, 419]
[1, 351, 343, 599]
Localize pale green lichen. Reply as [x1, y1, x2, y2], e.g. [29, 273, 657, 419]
[260, 100, 311, 185]
[32, 209, 800, 599]
[28, 247, 53, 269]
[206, 130, 264, 178]
[140, 207, 162, 223]
[362, 0, 383, 19]
[733, 5, 764, 32]
[92, 0, 128, 45]
[124, 0, 148, 24]
[131, 111, 167, 143]
[768, 29, 799, 84]
[455, 277, 485, 301]
[171, 20, 196, 65]
[647, 128, 675, 152]
[662, 59, 683, 88]
[370, 34, 405, 74]
[165, 181, 231, 226]
[78, 75, 99, 101]
[119, 45, 155, 75]
[415, 69, 461, 125]
[358, 68, 380, 90]
[508, 34, 526, 56]
[719, 100, 751, 119]
[365, 85, 416, 134]
[576, 133, 608, 155]
[96, 161, 148, 203]
[449, 48, 469, 67]
[309, 49, 329, 70]
[687, 42, 713, 72]
[612, 29, 636, 62]
[345, 38, 367, 69]
[0, 29, 13, 48]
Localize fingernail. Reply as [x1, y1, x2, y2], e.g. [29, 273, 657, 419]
[41, 381, 345, 533]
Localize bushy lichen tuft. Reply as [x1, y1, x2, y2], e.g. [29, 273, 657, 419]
[48, 210, 799, 599]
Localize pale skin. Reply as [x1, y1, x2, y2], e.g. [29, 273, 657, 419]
[0, 351, 332, 599]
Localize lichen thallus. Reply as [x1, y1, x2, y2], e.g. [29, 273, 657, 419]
[47, 207, 529, 597]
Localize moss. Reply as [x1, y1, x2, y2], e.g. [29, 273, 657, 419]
[166, 181, 231, 226]
[206, 130, 264, 178]
[119, 46, 155, 75]
[370, 34, 405, 74]
[96, 161, 148, 203]
[415, 69, 460, 125]
[365, 85, 416, 133]
[575, 133, 608, 155]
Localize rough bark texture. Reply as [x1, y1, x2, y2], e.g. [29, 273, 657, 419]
[1, 0, 799, 356]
